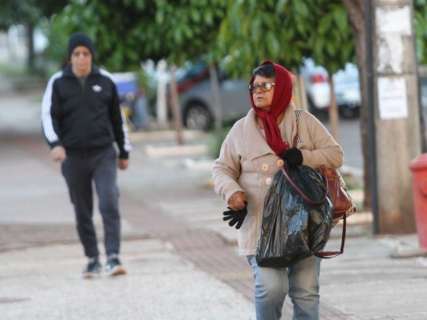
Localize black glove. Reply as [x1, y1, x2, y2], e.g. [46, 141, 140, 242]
[281, 147, 303, 168]
[222, 206, 248, 229]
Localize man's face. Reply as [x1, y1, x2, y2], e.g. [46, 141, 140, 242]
[251, 75, 275, 110]
[70, 46, 92, 77]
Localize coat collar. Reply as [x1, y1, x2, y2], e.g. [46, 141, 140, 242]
[242, 104, 298, 160]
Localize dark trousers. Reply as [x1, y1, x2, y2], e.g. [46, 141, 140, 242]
[61, 145, 121, 258]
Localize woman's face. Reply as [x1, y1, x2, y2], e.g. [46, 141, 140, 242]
[251, 75, 275, 110]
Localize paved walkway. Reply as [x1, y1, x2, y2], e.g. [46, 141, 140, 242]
[0, 240, 253, 320]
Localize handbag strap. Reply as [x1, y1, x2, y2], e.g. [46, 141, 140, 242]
[293, 109, 346, 258]
[315, 214, 346, 258]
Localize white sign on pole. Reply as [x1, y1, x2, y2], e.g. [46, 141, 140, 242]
[377, 34, 404, 73]
[376, 6, 412, 74]
[376, 7, 411, 35]
[378, 77, 408, 119]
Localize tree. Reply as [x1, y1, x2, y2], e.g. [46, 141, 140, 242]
[49, 0, 427, 208]
[216, 0, 313, 76]
[49, 0, 226, 70]
[220, 0, 427, 212]
[0, 0, 68, 71]
[414, 0, 427, 151]
[306, 1, 355, 140]
[341, 0, 372, 209]
[415, 0, 427, 67]
[51, 0, 227, 142]
[217, 0, 354, 139]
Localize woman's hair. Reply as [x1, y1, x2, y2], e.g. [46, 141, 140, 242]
[252, 63, 275, 78]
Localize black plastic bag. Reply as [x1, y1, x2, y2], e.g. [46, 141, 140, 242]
[256, 165, 333, 268]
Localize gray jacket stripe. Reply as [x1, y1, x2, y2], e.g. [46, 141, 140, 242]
[41, 71, 62, 144]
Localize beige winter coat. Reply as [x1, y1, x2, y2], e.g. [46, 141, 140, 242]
[212, 104, 343, 256]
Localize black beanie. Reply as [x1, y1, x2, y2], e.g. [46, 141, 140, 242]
[68, 32, 95, 59]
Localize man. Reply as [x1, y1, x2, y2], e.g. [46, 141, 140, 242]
[41, 32, 131, 278]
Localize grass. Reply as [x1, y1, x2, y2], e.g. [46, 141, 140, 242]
[0, 62, 46, 92]
[207, 125, 232, 159]
[0, 63, 27, 77]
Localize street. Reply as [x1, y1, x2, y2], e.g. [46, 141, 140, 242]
[0, 91, 426, 320]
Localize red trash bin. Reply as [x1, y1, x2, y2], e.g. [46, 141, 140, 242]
[409, 154, 427, 251]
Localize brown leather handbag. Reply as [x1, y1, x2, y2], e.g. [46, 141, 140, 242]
[318, 166, 356, 221]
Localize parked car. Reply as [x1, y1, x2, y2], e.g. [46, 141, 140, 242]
[300, 58, 361, 118]
[334, 63, 361, 118]
[175, 61, 210, 94]
[177, 59, 362, 131]
[300, 59, 330, 110]
[173, 62, 250, 131]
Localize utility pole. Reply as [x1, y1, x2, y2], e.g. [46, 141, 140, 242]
[372, 0, 421, 233]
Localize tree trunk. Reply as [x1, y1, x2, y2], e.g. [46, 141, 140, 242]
[26, 22, 35, 72]
[328, 76, 339, 141]
[342, 0, 371, 209]
[156, 60, 168, 128]
[169, 65, 184, 145]
[292, 69, 309, 110]
[208, 63, 223, 130]
[298, 74, 309, 111]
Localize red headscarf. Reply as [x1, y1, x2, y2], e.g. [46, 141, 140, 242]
[250, 60, 293, 156]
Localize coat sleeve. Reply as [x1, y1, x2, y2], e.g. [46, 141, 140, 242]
[299, 111, 344, 169]
[212, 125, 245, 203]
[41, 73, 62, 148]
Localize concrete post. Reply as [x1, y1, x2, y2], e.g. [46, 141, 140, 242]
[374, 0, 421, 233]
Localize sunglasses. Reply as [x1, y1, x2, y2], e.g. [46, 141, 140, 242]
[249, 82, 275, 93]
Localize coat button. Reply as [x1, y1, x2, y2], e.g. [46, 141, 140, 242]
[261, 163, 269, 172]
[276, 159, 284, 167]
[265, 177, 272, 186]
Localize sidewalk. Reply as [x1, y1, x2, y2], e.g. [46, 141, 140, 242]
[0, 239, 253, 320]
[1, 92, 427, 319]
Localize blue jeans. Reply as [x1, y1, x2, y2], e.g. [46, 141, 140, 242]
[247, 255, 320, 320]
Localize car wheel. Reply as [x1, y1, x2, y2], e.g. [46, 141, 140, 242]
[184, 102, 213, 131]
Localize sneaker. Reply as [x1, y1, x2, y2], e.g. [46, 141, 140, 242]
[105, 256, 127, 277]
[82, 257, 102, 279]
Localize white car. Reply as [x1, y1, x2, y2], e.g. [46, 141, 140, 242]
[300, 58, 361, 118]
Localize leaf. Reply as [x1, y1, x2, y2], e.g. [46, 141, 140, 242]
[191, 8, 201, 22]
[275, 0, 288, 13]
[293, 0, 308, 17]
[318, 15, 332, 35]
[333, 6, 348, 31]
[266, 32, 280, 57]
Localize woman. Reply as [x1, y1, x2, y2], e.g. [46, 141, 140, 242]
[212, 61, 343, 320]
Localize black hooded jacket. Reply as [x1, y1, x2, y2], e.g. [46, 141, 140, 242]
[41, 64, 130, 159]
